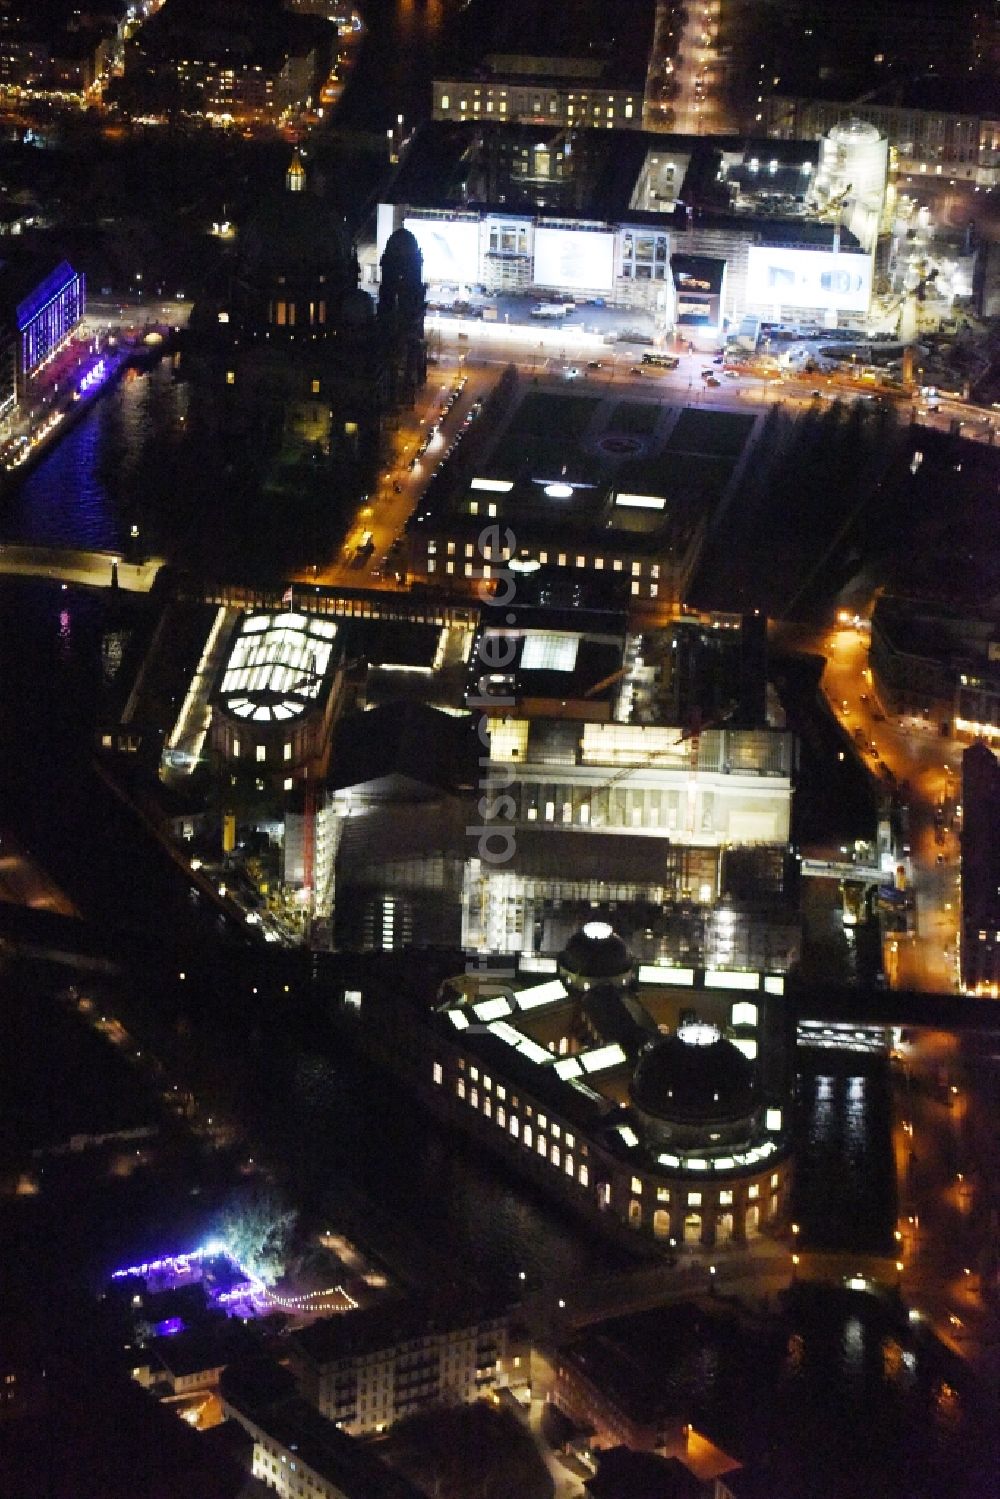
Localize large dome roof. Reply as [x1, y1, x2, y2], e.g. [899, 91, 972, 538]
[559, 922, 634, 983]
[241, 171, 353, 277]
[630, 1022, 755, 1124]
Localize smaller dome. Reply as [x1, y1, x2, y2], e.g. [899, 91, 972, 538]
[559, 923, 633, 984]
[631, 1028, 754, 1125]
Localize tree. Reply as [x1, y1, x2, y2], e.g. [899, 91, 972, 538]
[216, 1186, 297, 1287]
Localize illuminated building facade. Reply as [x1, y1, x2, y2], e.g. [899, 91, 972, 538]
[0, 257, 85, 397]
[763, 90, 1000, 189]
[406, 391, 757, 601]
[336, 923, 794, 1251]
[870, 594, 1000, 742]
[124, 0, 329, 125]
[375, 121, 883, 327]
[210, 610, 345, 790]
[288, 1300, 509, 1433]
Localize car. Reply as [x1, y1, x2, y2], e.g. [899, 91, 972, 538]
[705, 376, 720, 387]
[724, 369, 740, 379]
[809, 389, 822, 397]
[712, 355, 724, 364]
[701, 369, 714, 378]
[586, 360, 603, 371]
[629, 366, 643, 375]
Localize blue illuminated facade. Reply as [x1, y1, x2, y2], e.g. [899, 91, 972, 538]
[15, 260, 85, 382]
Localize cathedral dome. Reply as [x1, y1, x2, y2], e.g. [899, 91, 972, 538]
[241, 152, 353, 280]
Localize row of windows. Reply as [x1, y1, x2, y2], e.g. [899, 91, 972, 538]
[439, 90, 635, 123]
[270, 300, 328, 328]
[231, 737, 295, 762]
[428, 539, 661, 579]
[424, 554, 664, 596]
[437, 1061, 783, 1224]
[437, 1064, 591, 1186]
[22, 277, 84, 376]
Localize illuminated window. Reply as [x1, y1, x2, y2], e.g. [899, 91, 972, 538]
[523, 1124, 532, 1147]
[226, 370, 235, 385]
[657, 1187, 669, 1202]
[748, 1184, 759, 1200]
[457, 1080, 465, 1099]
[311, 379, 320, 394]
[551, 1144, 560, 1167]
[497, 1107, 506, 1128]
[625, 101, 634, 119]
[256, 744, 266, 763]
[579, 1163, 588, 1186]
[232, 739, 240, 757]
[433, 1062, 443, 1085]
[771, 1173, 779, 1188]
[688, 1192, 702, 1207]
[283, 776, 293, 791]
[719, 1190, 733, 1205]
[441, 93, 450, 110]
[537, 1135, 547, 1156]
[283, 742, 292, 762]
[552, 1123, 561, 1140]
[631, 1176, 643, 1194]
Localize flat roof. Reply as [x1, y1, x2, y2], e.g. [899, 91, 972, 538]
[412, 387, 755, 555]
[385, 124, 830, 234]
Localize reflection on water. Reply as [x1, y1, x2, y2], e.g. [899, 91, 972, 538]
[1, 363, 189, 554]
[793, 1058, 896, 1254]
[339, 0, 475, 131]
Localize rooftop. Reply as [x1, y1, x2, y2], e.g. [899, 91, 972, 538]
[386, 123, 838, 240]
[215, 611, 339, 724]
[288, 1294, 504, 1368]
[451, 0, 657, 90]
[221, 1360, 425, 1499]
[412, 387, 756, 560]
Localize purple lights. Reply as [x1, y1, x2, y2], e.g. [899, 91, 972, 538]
[154, 1316, 185, 1337]
[77, 358, 108, 397]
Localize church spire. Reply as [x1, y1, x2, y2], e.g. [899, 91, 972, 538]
[286, 149, 307, 194]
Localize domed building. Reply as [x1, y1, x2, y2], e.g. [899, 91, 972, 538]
[630, 1019, 757, 1149]
[427, 922, 794, 1253]
[186, 150, 427, 510]
[235, 150, 360, 337]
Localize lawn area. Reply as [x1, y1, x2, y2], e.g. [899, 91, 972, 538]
[513, 390, 602, 437]
[607, 401, 667, 436]
[666, 408, 755, 457]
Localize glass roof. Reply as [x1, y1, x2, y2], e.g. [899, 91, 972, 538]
[220, 612, 338, 722]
